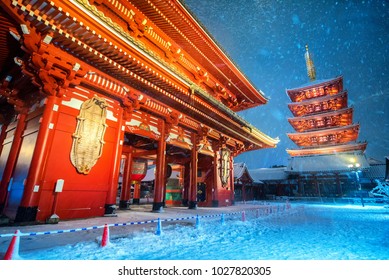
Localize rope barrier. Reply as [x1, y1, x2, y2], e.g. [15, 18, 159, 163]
[1, 202, 305, 259]
[0, 203, 296, 239]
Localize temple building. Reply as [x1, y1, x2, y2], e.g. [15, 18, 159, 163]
[0, 0, 278, 223]
[285, 45, 369, 196]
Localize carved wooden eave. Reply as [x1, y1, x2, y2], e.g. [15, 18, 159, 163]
[286, 142, 367, 157]
[0, 0, 278, 151]
[63, 0, 266, 110]
[0, 10, 42, 118]
[286, 76, 343, 103]
[288, 91, 348, 117]
[288, 107, 354, 133]
[128, 0, 268, 110]
[287, 123, 360, 148]
[168, 137, 193, 151]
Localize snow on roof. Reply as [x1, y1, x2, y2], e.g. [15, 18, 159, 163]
[233, 162, 246, 179]
[368, 157, 385, 165]
[233, 162, 254, 182]
[249, 167, 288, 182]
[287, 153, 370, 173]
[364, 164, 386, 180]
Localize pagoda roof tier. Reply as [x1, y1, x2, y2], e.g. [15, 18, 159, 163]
[288, 107, 354, 133]
[0, 0, 280, 150]
[286, 142, 367, 157]
[286, 150, 369, 173]
[286, 76, 343, 102]
[287, 123, 360, 148]
[288, 91, 348, 117]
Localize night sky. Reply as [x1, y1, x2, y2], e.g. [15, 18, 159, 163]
[183, 0, 389, 168]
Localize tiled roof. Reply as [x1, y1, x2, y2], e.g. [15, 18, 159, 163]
[286, 153, 370, 173]
[233, 162, 254, 182]
[249, 167, 288, 182]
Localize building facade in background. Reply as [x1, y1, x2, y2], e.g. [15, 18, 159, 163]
[0, 0, 278, 223]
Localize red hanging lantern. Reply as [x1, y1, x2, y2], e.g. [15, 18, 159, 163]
[130, 158, 148, 182]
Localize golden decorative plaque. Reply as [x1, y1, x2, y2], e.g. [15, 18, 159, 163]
[220, 148, 231, 186]
[71, 96, 108, 174]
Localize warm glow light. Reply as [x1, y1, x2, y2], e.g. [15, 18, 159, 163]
[348, 162, 360, 169]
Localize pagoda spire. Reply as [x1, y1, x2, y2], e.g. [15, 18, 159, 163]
[304, 44, 316, 81]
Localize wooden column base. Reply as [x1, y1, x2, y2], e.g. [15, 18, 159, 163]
[181, 199, 188, 207]
[152, 202, 164, 212]
[188, 201, 197, 209]
[104, 204, 117, 216]
[15, 206, 38, 223]
[119, 200, 130, 209]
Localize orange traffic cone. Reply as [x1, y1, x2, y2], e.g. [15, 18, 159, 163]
[3, 230, 21, 260]
[101, 224, 110, 247]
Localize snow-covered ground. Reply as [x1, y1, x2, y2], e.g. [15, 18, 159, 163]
[6, 202, 388, 260]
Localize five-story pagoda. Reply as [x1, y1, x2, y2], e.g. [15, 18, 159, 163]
[285, 46, 368, 196]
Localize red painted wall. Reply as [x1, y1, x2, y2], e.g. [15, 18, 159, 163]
[36, 90, 122, 221]
[197, 155, 233, 207]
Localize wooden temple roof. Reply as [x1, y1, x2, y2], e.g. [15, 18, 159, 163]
[286, 76, 343, 102]
[0, 0, 279, 151]
[129, 0, 268, 110]
[288, 91, 348, 117]
[287, 123, 360, 148]
[286, 142, 367, 157]
[288, 107, 354, 133]
[286, 148, 369, 173]
[233, 162, 254, 184]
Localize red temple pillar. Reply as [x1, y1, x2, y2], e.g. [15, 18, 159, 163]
[188, 134, 198, 209]
[0, 114, 26, 212]
[16, 96, 60, 222]
[162, 163, 169, 208]
[0, 123, 7, 155]
[153, 120, 166, 212]
[132, 182, 141, 205]
[182, 162, 190, 206]
[120, 150, 133, 209]
[229, 156, 235, 205]
[212, 149, 219, 207]
[105, 107, 125, 215]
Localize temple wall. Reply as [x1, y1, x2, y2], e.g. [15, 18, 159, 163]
[35, 89, 123, 221]
[0, 87, 124, 222]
